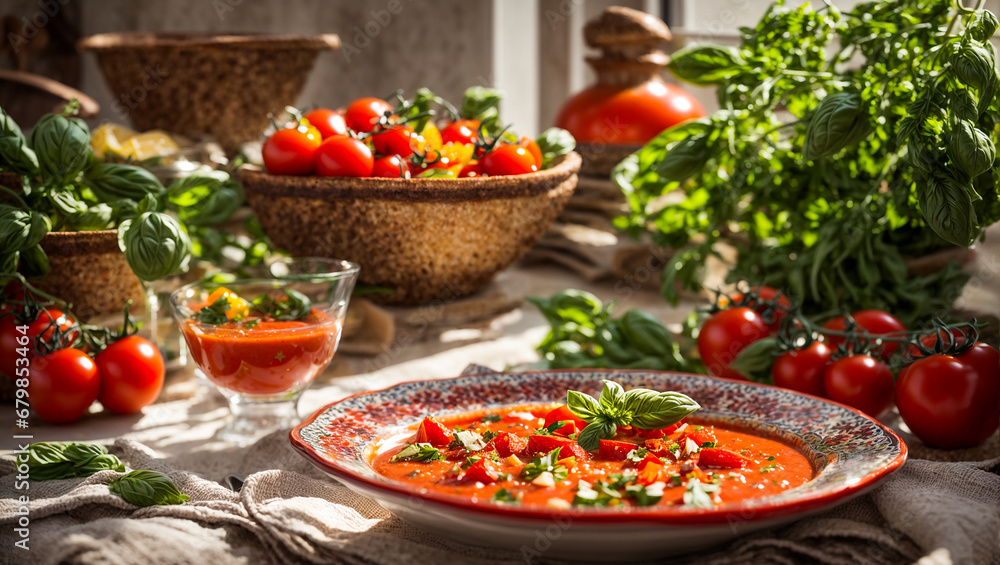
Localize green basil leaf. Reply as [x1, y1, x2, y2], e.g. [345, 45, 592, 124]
[108, 470, 189, 507]
[619, 310, 672, 357]
[392, 443, 443, 462]
[951, 44, 998, 113]
[566, 391, 602, 422]
[948, 120, 995, 178]
[28, 113, 92, 185]
[598, 380, 625, 414]
[121, 211, 192, 281]
[534, 127, 576, 168]
[803, 92, 872, 161]
[918, 173, 977, 246]
[576, 420, 615, 452]
[84, 162, 164, 203]
[48, 187, 89, 216]
[726, 337, 781, 383]
[0, 106, 39, 176]
[69, 203, 115, 231]
[0, 205, 32, 252]
[622, 388, 701, 429]
[27, 442, 125, 481]
[19, 244, 50, 279]
[460, 86, 503, 123]
[968, 10, 999, 43]
[167, 174, 243, 227]
[667, 45, 746, 86]
[656, 133, 711, 183]
[250, 288, 312, 321]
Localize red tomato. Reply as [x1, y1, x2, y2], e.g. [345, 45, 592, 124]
[315, 135, 374, 177]
[543, 405, 588, 436]
[698, 448, 748, 469]
[518, 136, 543, 168]
[697, 307, 769, 380]
[458, 161, 484, 178]
[484, 431, 528, 457]
[598, 439, 637, 461]
[372, 155, 410, 178]
[823, 355, 894, 416]
[372, 125, 421, 157]
[896, 349, 1000, 448]
[480, 144, 538, 176]
[635, 420, 684, 439]
[262, 127, 322, 176]
[415, 417, 454, 447]
[771, 341, 832, 397]
[0, 308, 76, 378]
[440, 119, 480, 144]
[461, 458, 499, 484]
[95, 336, 165, 414]
[344, 97, 393, 133]
[904, 328, 968, 359]
[635, 456, 665, 485]
[527, 435, 588, 460]
[823, 310, 906, 360]
[727, 286, 792, 332]
[303, 108, 347, 139]
[555, 80, 705, 145]
[28, 348, 99, 424]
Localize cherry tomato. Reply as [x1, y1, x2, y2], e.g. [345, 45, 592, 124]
[726, 286, 792, 332]
[315, 135, 374, 177]
[440, 119, 480, 145]
[555, 81, 705, 145]
[823, 355, 894, 416]
[28, 348, 99, 424]
[303, 108, 347, 139]
[458, 161, 484, 178]
[96, 336, 166, 414]
[518, 136, 543, 168]
[372, 155, 410, 178]
[0, 308, 76, 378]
[897, 348, 1000, 449]
[372, 125, 422, 157]
[771, 341, 832, 397]
[480, 144, 539, 176]
[344, 97, 393, 133]
[823, 310, 906, 360]
[697, 307, 769, 380]
[262, 127, 322, 176]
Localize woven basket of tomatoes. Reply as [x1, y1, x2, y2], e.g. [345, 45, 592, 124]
[240, 88, 581, 305]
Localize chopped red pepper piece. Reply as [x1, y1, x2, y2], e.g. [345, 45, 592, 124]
[635, 419, 686, 439]
[484, 431, 528, 457]
[635, 454, 665, 486]
[415, 417, 454, 447]
[698, 448, 749, 470]
[527, 434, 588, 460]
[543, 405, 588, 436]
[598, 439, 638, 462]
[461, 458, 499, 484]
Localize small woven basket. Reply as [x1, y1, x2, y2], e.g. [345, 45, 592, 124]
[78, 33, 340, 152]
[240, 153, 582, 306]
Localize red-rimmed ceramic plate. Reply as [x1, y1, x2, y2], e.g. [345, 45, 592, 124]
[290, 369, 906, 562]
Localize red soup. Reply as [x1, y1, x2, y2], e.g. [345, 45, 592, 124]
[181, 312, 339, 396]
[372, 404, 813, 510]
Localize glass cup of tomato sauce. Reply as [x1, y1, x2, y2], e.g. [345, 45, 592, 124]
[170, 258, 359, 445]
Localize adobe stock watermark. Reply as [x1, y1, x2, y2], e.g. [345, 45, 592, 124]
[212, 0, 244, 21]
[341, 0, 416, 63]
[6, 0, 71, 54]
[542, 0, 585, 31]
[110, 65, 170, 120]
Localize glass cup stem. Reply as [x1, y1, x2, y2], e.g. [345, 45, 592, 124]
[217, 395, 301, 446]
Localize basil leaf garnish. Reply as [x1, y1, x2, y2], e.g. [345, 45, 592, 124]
[108, 470, 189, 507]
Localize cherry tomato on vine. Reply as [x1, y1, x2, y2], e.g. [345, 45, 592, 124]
[726, 286, 792, 332]
[896, 347, 1000, 449]
[459, 161, 484, 178]
[303, 108, 347, 139]
[771, 341, 832, 397]
[518, 136, 543, 168]
[823, 355, 894, 416]
[904, 327, 968, 360]
[96, 336, 166, 414]
[262, 127, 322, 176]
[372, 125, 423, 157]
[441, 119, 480, 145]
[697, 307, 769, 380]
[480, 145, 538, 176]
[28, 348, 99, 424]
[372, 155, 410, 178]
[823, 310, 906, 360]
[315, 135, 374, 177]
[345, 97, 393, 133]
[0, 308, 76, 378]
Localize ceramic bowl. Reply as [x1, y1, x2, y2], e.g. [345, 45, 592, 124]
[290, 369, 906, 562]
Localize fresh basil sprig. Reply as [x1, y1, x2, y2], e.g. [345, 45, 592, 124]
[392, 443, 443, 463]
[250, 289, 312, 321]
[520, 448, 570, 482]
[191, 295, 231, 325]
[568, 380, 700, 452]
[27, 442, 126, 481]
[108, 470, 189, 507]
[534, 127, 576, 169]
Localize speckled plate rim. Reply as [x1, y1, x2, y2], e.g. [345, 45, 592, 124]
[290, 369, 907, 525]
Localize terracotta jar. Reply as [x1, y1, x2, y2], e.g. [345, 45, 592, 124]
[555, 6, 705, 177]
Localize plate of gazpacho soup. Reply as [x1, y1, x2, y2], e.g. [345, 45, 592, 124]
[291, 369, 906, 561]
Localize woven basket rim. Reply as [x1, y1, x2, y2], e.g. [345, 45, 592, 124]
[239, 151, 582, 203]
[78, 32, 340, 51]
[40, 230, 121, 256]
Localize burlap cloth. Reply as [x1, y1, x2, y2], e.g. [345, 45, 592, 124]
[1, 429, 998, 565]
